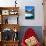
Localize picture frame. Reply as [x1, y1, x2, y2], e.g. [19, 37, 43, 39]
[2, 10, 9, 15]
[25, 6, 35, 19]
[9, 10, 18, 15]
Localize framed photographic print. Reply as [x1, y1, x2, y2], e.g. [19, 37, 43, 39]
[2, 10, 9, 15]
[25, 6, 35, 19]
[9, 9, 18, 15]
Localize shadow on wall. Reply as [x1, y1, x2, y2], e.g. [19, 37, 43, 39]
[18, 26, 44, 44]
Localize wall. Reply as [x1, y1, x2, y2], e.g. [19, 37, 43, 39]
[0, 0, 44, 26]
[17, 0, 44, 26]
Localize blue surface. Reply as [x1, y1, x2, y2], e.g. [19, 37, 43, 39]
[25, 6, 34, 11]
